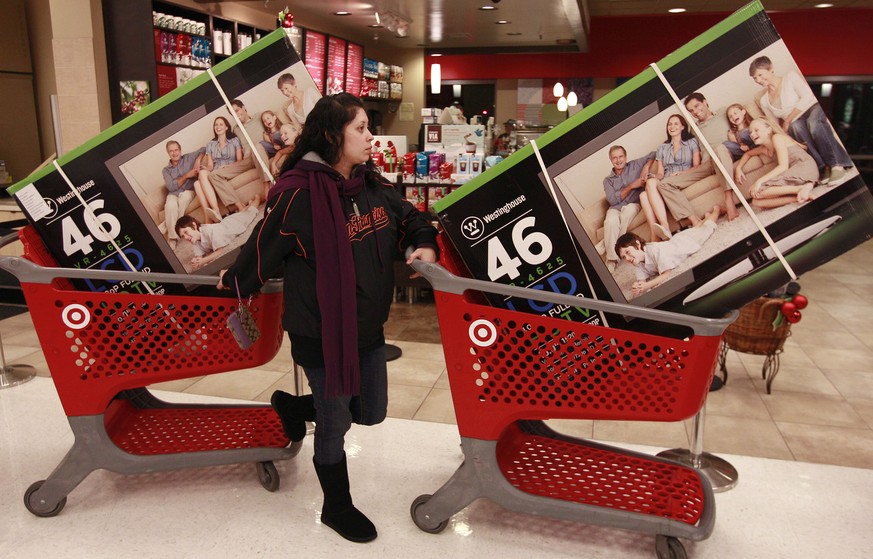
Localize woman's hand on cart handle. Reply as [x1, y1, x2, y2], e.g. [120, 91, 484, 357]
[406, 246, 437, 279]
[216, 269, 229, 290]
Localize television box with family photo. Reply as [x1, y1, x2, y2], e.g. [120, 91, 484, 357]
[7, 29, 322, 295]
[433, 1, 873, 325]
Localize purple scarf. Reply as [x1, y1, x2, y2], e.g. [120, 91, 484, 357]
[270, 158, 366, 397]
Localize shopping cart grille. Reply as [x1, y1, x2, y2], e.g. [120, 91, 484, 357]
[496, 424, 705, 525]
[105, 400, 289, 454]
[467, 317, 689, 413]
[56, 298, 261, 381]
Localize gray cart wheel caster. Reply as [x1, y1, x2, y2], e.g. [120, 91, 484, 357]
[24, 480, 66, 517]
[256, 461, 280, 492]
[410, 494, 449, 533]
[655, 535, 687, 559]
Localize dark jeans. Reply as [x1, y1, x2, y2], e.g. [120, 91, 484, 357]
[788, 103, 853, 170]
[302, 345, 388, 465]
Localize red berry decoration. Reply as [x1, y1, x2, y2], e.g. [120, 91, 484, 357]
[786, 310, 802, 324]
[792, 294, 808, 310]
[781, 301, 797, 317]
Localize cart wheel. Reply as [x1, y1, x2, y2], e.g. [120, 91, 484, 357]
[655, 535, 687, 559]
[410, 494, 448, 534]
[256, 461, 280, 492]
[24, 480, 66, 517]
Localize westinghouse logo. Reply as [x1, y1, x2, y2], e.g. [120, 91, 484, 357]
[55, 180, 95, 207]
[461, 194, 528, 241]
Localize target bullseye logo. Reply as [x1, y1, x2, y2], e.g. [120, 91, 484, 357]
[62, 304, 91, 329]
[468, 319, 497, 347]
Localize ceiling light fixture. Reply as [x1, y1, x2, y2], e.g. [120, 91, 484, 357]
[814, 2, 833, 7]
[431, 63, 441, 94]
[333, 11, 351, 16]
[495, 20, 510, 24]
[553, 82, 564, 98]
[567, 91, 578, 107]
[668, 8, 686, 13]
[557, 96, 568, 112]
[479, 5, 497, 10]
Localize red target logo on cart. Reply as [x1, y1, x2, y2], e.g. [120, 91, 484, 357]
[468, 319, 497, 347]
[61, 304, 91, 329]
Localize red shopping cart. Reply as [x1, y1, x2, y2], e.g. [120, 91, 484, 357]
[408, 238, 735, 559]
[1, 227, 300, 517]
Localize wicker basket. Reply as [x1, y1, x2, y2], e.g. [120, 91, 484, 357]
[723, 297, 792, 355]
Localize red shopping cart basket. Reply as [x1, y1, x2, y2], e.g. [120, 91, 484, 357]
[408, 236, 735, 558]
[1, 227, 300, 517]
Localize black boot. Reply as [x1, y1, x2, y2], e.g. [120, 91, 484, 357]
[270, 391, 315, 442]
[314, 454, 377, 543]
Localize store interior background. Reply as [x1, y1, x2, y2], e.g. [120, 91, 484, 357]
[3, 0, 873, 188]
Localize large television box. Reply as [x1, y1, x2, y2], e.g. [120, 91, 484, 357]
[433, 1, 873, 325]
[7, 29, 320, 295]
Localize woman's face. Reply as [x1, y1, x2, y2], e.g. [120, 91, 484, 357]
[214, 118, 228, 135]
[752, 66, 775, 87]
[748, 120, 772, 145]
[262, 112, 276, 129]
[728, 107, 746, 127]
[667, 116, 685, 138]
[280, 82, 297, 98]
[338, 108, 373, 168]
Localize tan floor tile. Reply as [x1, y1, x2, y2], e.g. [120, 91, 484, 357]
[387, 383, 431, 420]
[699, 415, 793, 460]
[817, 302, 873, 331]
[253, 371, 311, 403]
[788, 327, 868, 352]
[149, 376, 205, 392]
[850, 328, 873, 350]
[1, 327, 42, 348]
[750, 365, 840, 396]
[434, 370, 451, 390]
[803, 344, 873, 373]
[777, 421, 873, 469]
[388, 340, 446, 363]
[182, 368, 284, 401]
[387, 356, 446, 387]
[412, 388, 457, 424]
[592, 420, 689, 449]
[847, 398, 873, 430]
[8, 348, 49, 377]
[735, 345, 816, 373]
[704, 386, 771, 420]
[763, 392, 867, 428]
[544, 419, 594, 439]
[823, 369, 873, 400]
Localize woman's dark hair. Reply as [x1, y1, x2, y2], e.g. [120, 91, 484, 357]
[212, 116, 237, 141]
[749, 56, 773, 76]
[280, 93, 368, 173]
[664, 113, 693, 143]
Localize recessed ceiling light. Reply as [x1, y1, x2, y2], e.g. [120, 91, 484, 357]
[668, 8, 686, 13]
[368, 24, 383, 28]
[479, 5, 497, 10]
[333, 11, 351, 16]
[495, 20, 510, 24]
[431, 53, 443, 57]
[814, 3, 833, 7]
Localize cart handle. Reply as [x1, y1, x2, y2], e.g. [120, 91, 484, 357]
[408, 258, 737, 337]
[0, 232, 279, 291]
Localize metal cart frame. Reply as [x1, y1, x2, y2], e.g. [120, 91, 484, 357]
[1, 228, 301, 517]
[408, 254, 735, 559]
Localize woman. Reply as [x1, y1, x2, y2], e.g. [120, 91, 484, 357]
[640, 113, 701, 241]
[749, 56, 852, 184]
[278, 72, 319, 126]
[217, 93, 438, 543]
[196, 116, 243, 223]
[735, 118, 819, 208]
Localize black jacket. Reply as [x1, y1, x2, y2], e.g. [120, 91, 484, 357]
[222, 163, 438, 366]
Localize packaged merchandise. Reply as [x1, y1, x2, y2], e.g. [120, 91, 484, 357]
[7, 29, 321, 295]
[432, 1, 873, 325]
